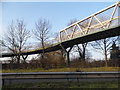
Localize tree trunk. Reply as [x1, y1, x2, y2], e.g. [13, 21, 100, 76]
[82, 47, 86, 61]
[77, 44, 86, 61]
[104, 50, 108, 67]
[41, 39, 45, 58]
[104, 39, 108, 67]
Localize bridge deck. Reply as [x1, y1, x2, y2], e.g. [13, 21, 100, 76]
[1, 25, 120, 57]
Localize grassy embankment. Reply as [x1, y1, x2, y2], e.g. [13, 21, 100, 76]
[2, 67, 119, 73]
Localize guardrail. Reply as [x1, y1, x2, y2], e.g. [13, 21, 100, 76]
[1, 72, 120, 86]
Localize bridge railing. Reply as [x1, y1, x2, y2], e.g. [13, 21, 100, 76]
[59, 2, 120, 42]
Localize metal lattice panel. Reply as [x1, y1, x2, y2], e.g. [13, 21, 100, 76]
[59, 2, 120, 42]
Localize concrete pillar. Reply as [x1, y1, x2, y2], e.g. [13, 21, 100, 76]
[65, 51, 70, 67]
[22, 55, 28, 62]
[60, 44, 73, 67]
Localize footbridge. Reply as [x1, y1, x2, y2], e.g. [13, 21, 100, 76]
[1, 2, 120, 65]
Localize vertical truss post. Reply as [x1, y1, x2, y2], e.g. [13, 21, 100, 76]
[60, 44, 73, 67]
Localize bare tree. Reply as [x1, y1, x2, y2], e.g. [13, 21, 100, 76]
[3, 19, 30, 64]
[76, 43, 88, 60]
[34, 18, 51, 49]
[33, 18, 51, 68]
[90, 37, 118, 67]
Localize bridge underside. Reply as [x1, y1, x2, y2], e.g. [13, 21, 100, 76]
[1, 25, 120, 57]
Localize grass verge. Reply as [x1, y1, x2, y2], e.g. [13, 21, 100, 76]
[2, 67, 119, 73]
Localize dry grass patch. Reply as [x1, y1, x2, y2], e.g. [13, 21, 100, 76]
[2, 67, 119, 73]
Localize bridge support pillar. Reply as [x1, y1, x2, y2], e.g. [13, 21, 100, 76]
[22, 55, 28, 62]
[60, 44, 73, 67]
[65, 51, 70, 67]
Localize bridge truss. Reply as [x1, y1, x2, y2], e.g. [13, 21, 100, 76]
[59, 1, 120, 42]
